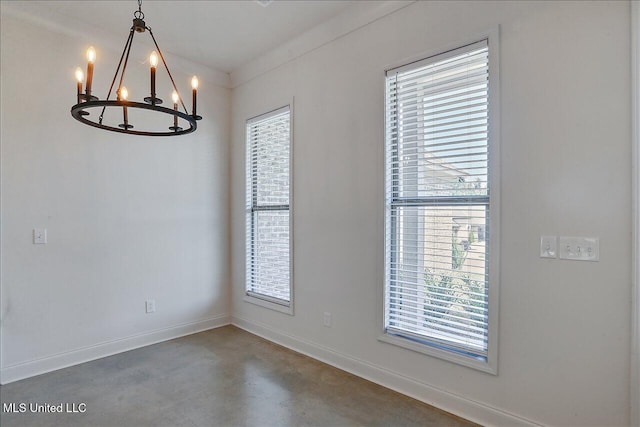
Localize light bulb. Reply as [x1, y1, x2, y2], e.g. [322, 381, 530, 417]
[75, 67, 84, 83]
[120, 86, 129, 101]
[172, 91, 179, 104]
[150, 51, 158, 68]
[191, 76, 199, 90]
[86, 46, 96, 64]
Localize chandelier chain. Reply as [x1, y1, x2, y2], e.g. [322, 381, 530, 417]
[134, 0, 144, 20]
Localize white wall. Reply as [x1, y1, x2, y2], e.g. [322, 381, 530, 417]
[631, 2, 640, 425]
[0, 12, 231, 382]
[230, 1, 632, 426]
[1, 1, 633, 425]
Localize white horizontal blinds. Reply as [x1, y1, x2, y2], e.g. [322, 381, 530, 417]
[246, 107, 291, 304]
[385, 41, 490, 358]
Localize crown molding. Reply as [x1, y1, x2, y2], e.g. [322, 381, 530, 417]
[230, 1, 415, 88]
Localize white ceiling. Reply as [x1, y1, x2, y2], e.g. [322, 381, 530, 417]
[1, 0, 359, 73]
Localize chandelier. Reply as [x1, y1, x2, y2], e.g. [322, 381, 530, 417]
[70, 0, 202, 136]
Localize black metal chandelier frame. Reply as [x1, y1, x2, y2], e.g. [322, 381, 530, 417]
[70, 0, 202, 137]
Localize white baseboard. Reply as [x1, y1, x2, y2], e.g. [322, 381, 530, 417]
[0, 314, 231, 385]
[232, 315, 540, 427]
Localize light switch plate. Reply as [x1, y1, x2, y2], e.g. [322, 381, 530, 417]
[559, 236, 599, 261]
[540, 236, 557, 258]
[33, 228, 47, 244]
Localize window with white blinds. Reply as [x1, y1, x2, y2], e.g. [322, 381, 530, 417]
[246, 106, 291, 307]
[384, 39, 497, 365]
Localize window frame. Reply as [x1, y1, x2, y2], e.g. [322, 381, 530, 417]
[244, 105, 294, 315]
[379, 30, 500, 374]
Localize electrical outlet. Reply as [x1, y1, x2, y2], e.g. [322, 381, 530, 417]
[33, 228, 47, 244]
[559, 237, 599, 261]
[145, 299, 156, 313]
[323, 312, 331, 327]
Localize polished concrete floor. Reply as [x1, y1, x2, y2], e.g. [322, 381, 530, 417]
[0, 326, 477, 427]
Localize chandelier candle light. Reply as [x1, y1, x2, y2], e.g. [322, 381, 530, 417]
[70, 0, 202, 136]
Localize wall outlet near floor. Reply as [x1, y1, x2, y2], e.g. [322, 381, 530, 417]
[145, 299, 156, 313]
[33, 228, 47, 244]
[323, 312, 332, 327]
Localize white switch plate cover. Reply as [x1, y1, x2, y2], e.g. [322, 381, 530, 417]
[540, 236, 557, 258]
[33, 228, 47, 244]
[145, 300, 156, 313]
[559, 236, 599, 261]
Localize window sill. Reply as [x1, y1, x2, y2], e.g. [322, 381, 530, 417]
[378, 332, 497, 375]
[243, 294, 294, 315]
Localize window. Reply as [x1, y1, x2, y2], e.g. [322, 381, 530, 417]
[245, 106, 292, 311]
[383, 39, 499, 372]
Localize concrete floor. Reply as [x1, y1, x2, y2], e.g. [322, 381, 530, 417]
[0, 326, 477, 427]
